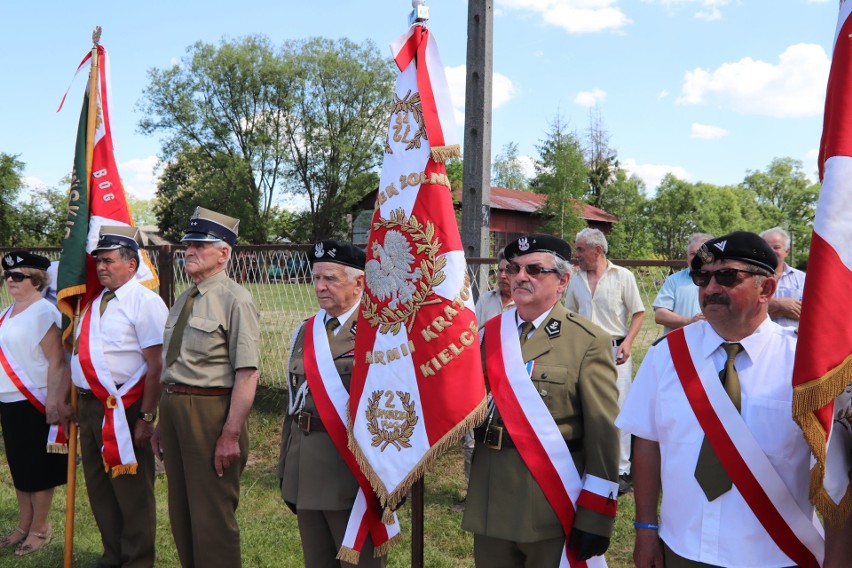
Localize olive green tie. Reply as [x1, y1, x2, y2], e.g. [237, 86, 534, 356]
[694, 342, 744, 501]
[325, 317, 339, 342]
[165, 286, 199, 367]
[99, 291, 116, 316]
[519, 322, 534, 346]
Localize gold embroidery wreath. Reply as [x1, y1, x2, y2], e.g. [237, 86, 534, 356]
[362, 208, 446, 335]
[385, 89, 428, 155]
[365, 390, 419, 451]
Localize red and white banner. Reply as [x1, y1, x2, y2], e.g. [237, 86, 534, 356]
[669, 328, 823, 568]
[348, 24, 487, 512]
[302, 313, 400, 563]
[484, 311, 610, 568]
[792, 0, 852, 528]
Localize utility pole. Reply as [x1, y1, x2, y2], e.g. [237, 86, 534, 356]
[461, 0, 493, 301]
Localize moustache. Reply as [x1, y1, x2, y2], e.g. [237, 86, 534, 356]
[702, 294, 730, 307]
[512, 284, 533, 294]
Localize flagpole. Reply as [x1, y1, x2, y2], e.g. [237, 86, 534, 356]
[63, 26, 101, 568]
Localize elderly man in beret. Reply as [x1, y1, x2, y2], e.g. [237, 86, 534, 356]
[152, 207, 260, 568]
[66, 226, 167, 568]
[617, 231, 823, 568]
[278, 240, 390, 567]
[463, 234, 620, 567]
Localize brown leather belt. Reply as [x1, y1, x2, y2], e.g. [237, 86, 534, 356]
[474, 424, 583, 452]
[77, 388, 94, 397]
[293, 411, 326, 434]
[164, 384, 232, 396]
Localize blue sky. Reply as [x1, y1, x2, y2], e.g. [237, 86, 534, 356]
[0, 0, 839, 205]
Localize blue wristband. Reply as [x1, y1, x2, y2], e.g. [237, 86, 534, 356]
[633, 521, 659, 530]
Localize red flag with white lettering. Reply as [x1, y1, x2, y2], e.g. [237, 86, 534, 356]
[348, 24, 487, 513]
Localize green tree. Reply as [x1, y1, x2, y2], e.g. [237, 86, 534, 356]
[598, 169, 650, 258]
[127, 195, 157, 226]
[585, 108, 619, 208]
[13, 186, 67, 247]
[0, 153, 24, 245]
[647, 174, 702, 258]
[531, 116, 588, 240]
[492, 142, 529, 190]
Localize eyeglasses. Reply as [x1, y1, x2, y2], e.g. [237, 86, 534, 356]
[3, 271, 31, 283]
[505, 262, 559, 277]
[690, 268, 763, 288]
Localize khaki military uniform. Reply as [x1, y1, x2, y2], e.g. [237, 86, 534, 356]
[462, 303, 619, 565]
[278, 312, 384, 568]
[160, 270, 259, 568]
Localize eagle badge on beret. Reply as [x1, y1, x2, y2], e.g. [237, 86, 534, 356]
[315, 242, 325, 258]
[518, 237, 529, 251]
[697, 244, 715, 265]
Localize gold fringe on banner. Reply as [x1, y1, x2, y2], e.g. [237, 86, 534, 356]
[336, 547, 360, 565]
[46, 443, 69, 455]
[430, 144, 460, 163]
[109, 463, 138, 478]
[373, 532, 402, 557]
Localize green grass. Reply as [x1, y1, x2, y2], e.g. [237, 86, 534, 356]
[0, 385, 641, 567]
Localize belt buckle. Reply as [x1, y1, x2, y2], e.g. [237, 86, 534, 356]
[297, 411, 312, 433]
[483, 425, 503, 450]
[165, 384, 176, 394]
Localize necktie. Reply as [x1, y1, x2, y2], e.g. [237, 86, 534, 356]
[165, 286, 200, 367]
[519, 322, 534, 346]
[325, 317, 340, 341]
[694, 342, 744, 501]
[99, 291, 116, 316]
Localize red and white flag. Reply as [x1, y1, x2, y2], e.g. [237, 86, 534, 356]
[348, 23, 487, 513]
[792, 0, 852, 528]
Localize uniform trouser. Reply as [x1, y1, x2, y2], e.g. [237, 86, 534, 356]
[159, 391, 248, 568]
[614, 352, 633, 476]
[78, 394, 156, 568]
[473, 533, 564, 568]
[662, 540, 795, 568]
[463, 429, 475, 484]
[296, 508, 386, 568]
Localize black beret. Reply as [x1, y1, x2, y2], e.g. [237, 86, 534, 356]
[2, 250, 51, 271]
[309, 240, 366, 270]
[504, 234, 572, 262]
[691, 231, 778, 273]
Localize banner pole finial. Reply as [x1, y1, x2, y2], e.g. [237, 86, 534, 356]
[409, 0, 429, 25]
[92, 26, 102, 47]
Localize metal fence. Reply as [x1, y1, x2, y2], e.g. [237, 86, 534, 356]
[1, 246, 685, 387]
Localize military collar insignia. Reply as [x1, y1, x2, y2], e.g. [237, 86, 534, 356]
[518, 237, 530, 251]
[350, 320, 357, 336]
[544, 318, 561, 338]
[314, 242, 325, 258]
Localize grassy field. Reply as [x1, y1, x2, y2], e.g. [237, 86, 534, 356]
[0, 385, 641, 567]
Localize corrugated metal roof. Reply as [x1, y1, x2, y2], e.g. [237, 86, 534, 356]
[455, 186, 620, 223]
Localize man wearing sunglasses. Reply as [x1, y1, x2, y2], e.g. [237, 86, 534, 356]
[463, 234, 620, 567]
[617, 231, 823, 568]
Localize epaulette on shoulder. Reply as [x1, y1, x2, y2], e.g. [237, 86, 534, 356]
[563, 310, 601, 338]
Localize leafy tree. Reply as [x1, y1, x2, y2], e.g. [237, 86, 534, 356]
[646, 174, 702, 259]
[13, 186, 67, 247]
[127, 195, 157, 226]
[492, 142, 529, 190]
[531, 116, 588, 240]
[585, 108, 619, 207]
[598, 169, 651, 258]
[0, 153, 24, 245]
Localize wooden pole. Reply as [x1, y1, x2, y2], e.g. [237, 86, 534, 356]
[411, 479, 425, 568]
[63, 26, 102, 568]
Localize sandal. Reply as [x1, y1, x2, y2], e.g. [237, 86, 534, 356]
[0, 527, 26, 548]
[14, 527, 51, 556]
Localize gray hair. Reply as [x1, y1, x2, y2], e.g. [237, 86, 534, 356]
[687, 233, 714, 253]
[496, 249, 506, 263]
[576, 227, 608, 255]
[343, 265, 365, 281]
[760, 227, 790, 249]
[115, 246, 140, 270]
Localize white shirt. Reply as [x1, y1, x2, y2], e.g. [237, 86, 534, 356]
[616, 318, 813, 567]
[71, 279, 168, 388]
[564, 260, 644, 338]
[0, 299, 61, 401]
[474, 288, 514, 330]
[772, 263, 807, 329]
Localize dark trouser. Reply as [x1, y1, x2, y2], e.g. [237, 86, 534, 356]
[297, 508, 386, 568]
[159, 391, 248, 568]
[662, 540, 796, 568]
[473, 533, 565, 568]
[78, 394, 156, 568]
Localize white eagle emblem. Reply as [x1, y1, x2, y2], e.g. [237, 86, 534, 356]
[518, 237, 530, 251]
[366, 230, 423, 310]
[314, 242, 325, 258]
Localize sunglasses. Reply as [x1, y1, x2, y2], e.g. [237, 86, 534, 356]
[3, 271, 31, 283]
[505, 262, 559, 277]
[690, 268, 762, 287]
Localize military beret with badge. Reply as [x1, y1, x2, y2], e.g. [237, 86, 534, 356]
[2, 250, 51, 272]
[310, 240, 366, 270]
[504, 233, 572, 262]
[690, 230, 778, 273]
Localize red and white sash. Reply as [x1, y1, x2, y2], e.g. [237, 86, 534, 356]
[302, 311, 401, 563]
[667, 327, 824, 568]
[73, 291, 146, 477]
[484, 310, 614, 568]
[0, 307, 67, 452]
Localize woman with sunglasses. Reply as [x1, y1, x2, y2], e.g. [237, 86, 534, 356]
[0, 251, 68, 556]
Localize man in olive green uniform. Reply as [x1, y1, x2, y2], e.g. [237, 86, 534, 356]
[278, 240, 386, 568]
[463, 234, 620, 567]
[152, 207, 260, 568]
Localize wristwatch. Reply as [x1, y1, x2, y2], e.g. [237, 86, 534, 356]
[138, 411, 157, 423]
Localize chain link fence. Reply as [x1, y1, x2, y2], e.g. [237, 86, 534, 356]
[1, 246, 684, 387]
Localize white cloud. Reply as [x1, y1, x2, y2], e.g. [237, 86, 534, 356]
[118, 155, 160, 200]
[643, 0, 730, 20]
[658, 90, 670, 100]
[497, 0, 631, 34]
[574, 88, 607, 107]
[518, 155, 537, 179]
[622, 157, 690, 192]
[445, 65, 519, 125]
[676, 43, 830, 118]
[23, 176, 47, 190]
[690, 123, 728, 139]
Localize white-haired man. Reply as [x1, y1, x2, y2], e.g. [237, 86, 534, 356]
[760, 227, 806, 329]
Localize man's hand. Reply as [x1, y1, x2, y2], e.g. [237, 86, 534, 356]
[616, 341, 632, 365]
[214, 431, 242, 477]
[634, 529, 664, 568]
[568, 528, 610, 560]
[151, 425, 164, 461]
[134, 418, 155, 449]
[769, 297, 802, 320]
